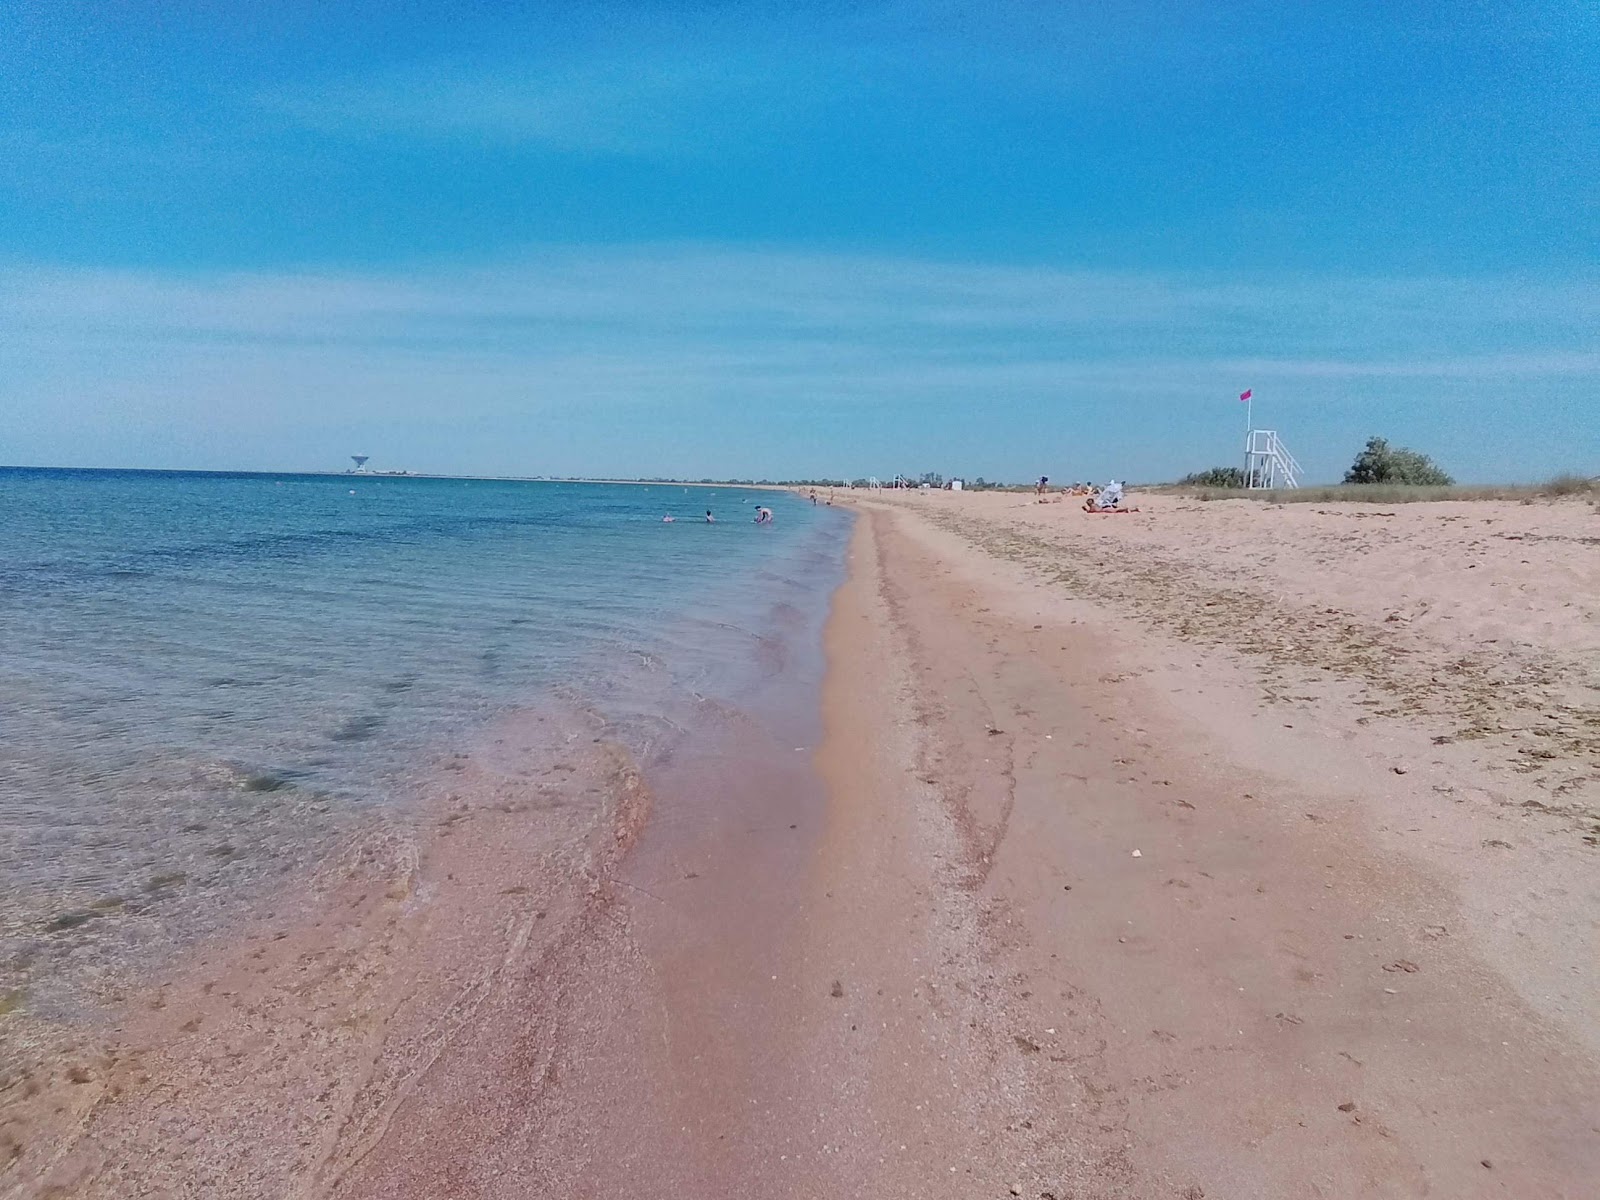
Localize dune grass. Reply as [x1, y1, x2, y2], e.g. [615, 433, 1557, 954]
[1185, 475, 1597, 504]
[1543, 473, 1600, 497]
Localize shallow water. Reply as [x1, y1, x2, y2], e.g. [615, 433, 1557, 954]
[0, 468, 848, 1017]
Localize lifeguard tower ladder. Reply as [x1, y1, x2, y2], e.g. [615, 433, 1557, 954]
[1244, 429, 1303, 490]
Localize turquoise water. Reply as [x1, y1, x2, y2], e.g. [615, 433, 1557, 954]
[0, 468, 848, 1014]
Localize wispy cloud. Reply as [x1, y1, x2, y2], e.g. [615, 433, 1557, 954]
[255, 22, 863, 156]
[8, 247, 1596, 358]
[4, 247, 1596, 479]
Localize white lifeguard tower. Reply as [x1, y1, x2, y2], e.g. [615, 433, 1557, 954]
[1244, 429, 1302, 489]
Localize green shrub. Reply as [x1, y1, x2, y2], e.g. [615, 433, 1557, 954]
[1344, 437, 1454, 486]
[1179, 466, 1248, 488]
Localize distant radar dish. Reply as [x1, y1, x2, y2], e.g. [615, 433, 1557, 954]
[351, 455, 370, 471]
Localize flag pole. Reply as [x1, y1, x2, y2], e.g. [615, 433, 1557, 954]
[1242, 389, 1254, 486]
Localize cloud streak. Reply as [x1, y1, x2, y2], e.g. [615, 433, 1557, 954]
[254, 20, 867, 157]
[4, 246, 1596, 480]
[8, 248, 1596, 358]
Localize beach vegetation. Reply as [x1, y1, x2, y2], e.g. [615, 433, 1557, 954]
[1542, 473, 1598, 497]
[1343, 437, 1454, 486]
[1178, 467, 1248, 488]
[1192, 476, 1597, 503]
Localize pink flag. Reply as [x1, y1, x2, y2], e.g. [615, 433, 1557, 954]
[1239, 389, 1252, 402]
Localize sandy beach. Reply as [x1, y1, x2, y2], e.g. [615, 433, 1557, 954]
[7, 489, 1598, 1197]
[813, 488, 1600, 1196]
[8, 0, 1596, 1193]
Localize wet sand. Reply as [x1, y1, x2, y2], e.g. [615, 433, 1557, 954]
[7, 493, 1599, 1197]
[3, 707, 653, 1196]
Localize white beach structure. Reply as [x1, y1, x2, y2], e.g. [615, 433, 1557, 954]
[1238, 388, 1302, 489]
[1241, 432, 1305, 489]
[1243, 429, 1303, 489]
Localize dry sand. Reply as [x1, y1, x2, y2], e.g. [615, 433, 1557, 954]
[816, 489, 1599, 1196]
[920, 489, 1599, 794]
[6, 490, 1597, 1197]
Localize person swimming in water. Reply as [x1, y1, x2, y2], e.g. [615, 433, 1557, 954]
[662, 515, 675, 522]
[754, 506, 773, 524]
[705, 510, 716, 523]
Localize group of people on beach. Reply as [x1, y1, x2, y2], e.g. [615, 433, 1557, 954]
[1034, 475, 1134, 512]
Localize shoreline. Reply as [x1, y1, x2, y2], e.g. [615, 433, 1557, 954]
[0, 465, 803, 490]
[2, 505, 851, 1197]
[1, 704, 649, 1195]
[8, 490, 1597, 1195]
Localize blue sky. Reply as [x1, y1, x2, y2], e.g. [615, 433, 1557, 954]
[2, 1, 1596, 482]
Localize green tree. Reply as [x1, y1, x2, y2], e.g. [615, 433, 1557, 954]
[1343, 437, 1454, 486]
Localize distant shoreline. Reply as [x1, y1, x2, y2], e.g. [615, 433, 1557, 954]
[0, 465, 788, 489]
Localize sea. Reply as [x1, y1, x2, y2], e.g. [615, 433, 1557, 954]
[0, 468, 850, 1022]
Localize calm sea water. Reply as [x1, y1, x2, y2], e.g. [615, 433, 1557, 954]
[0, 468, 848, 1016]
